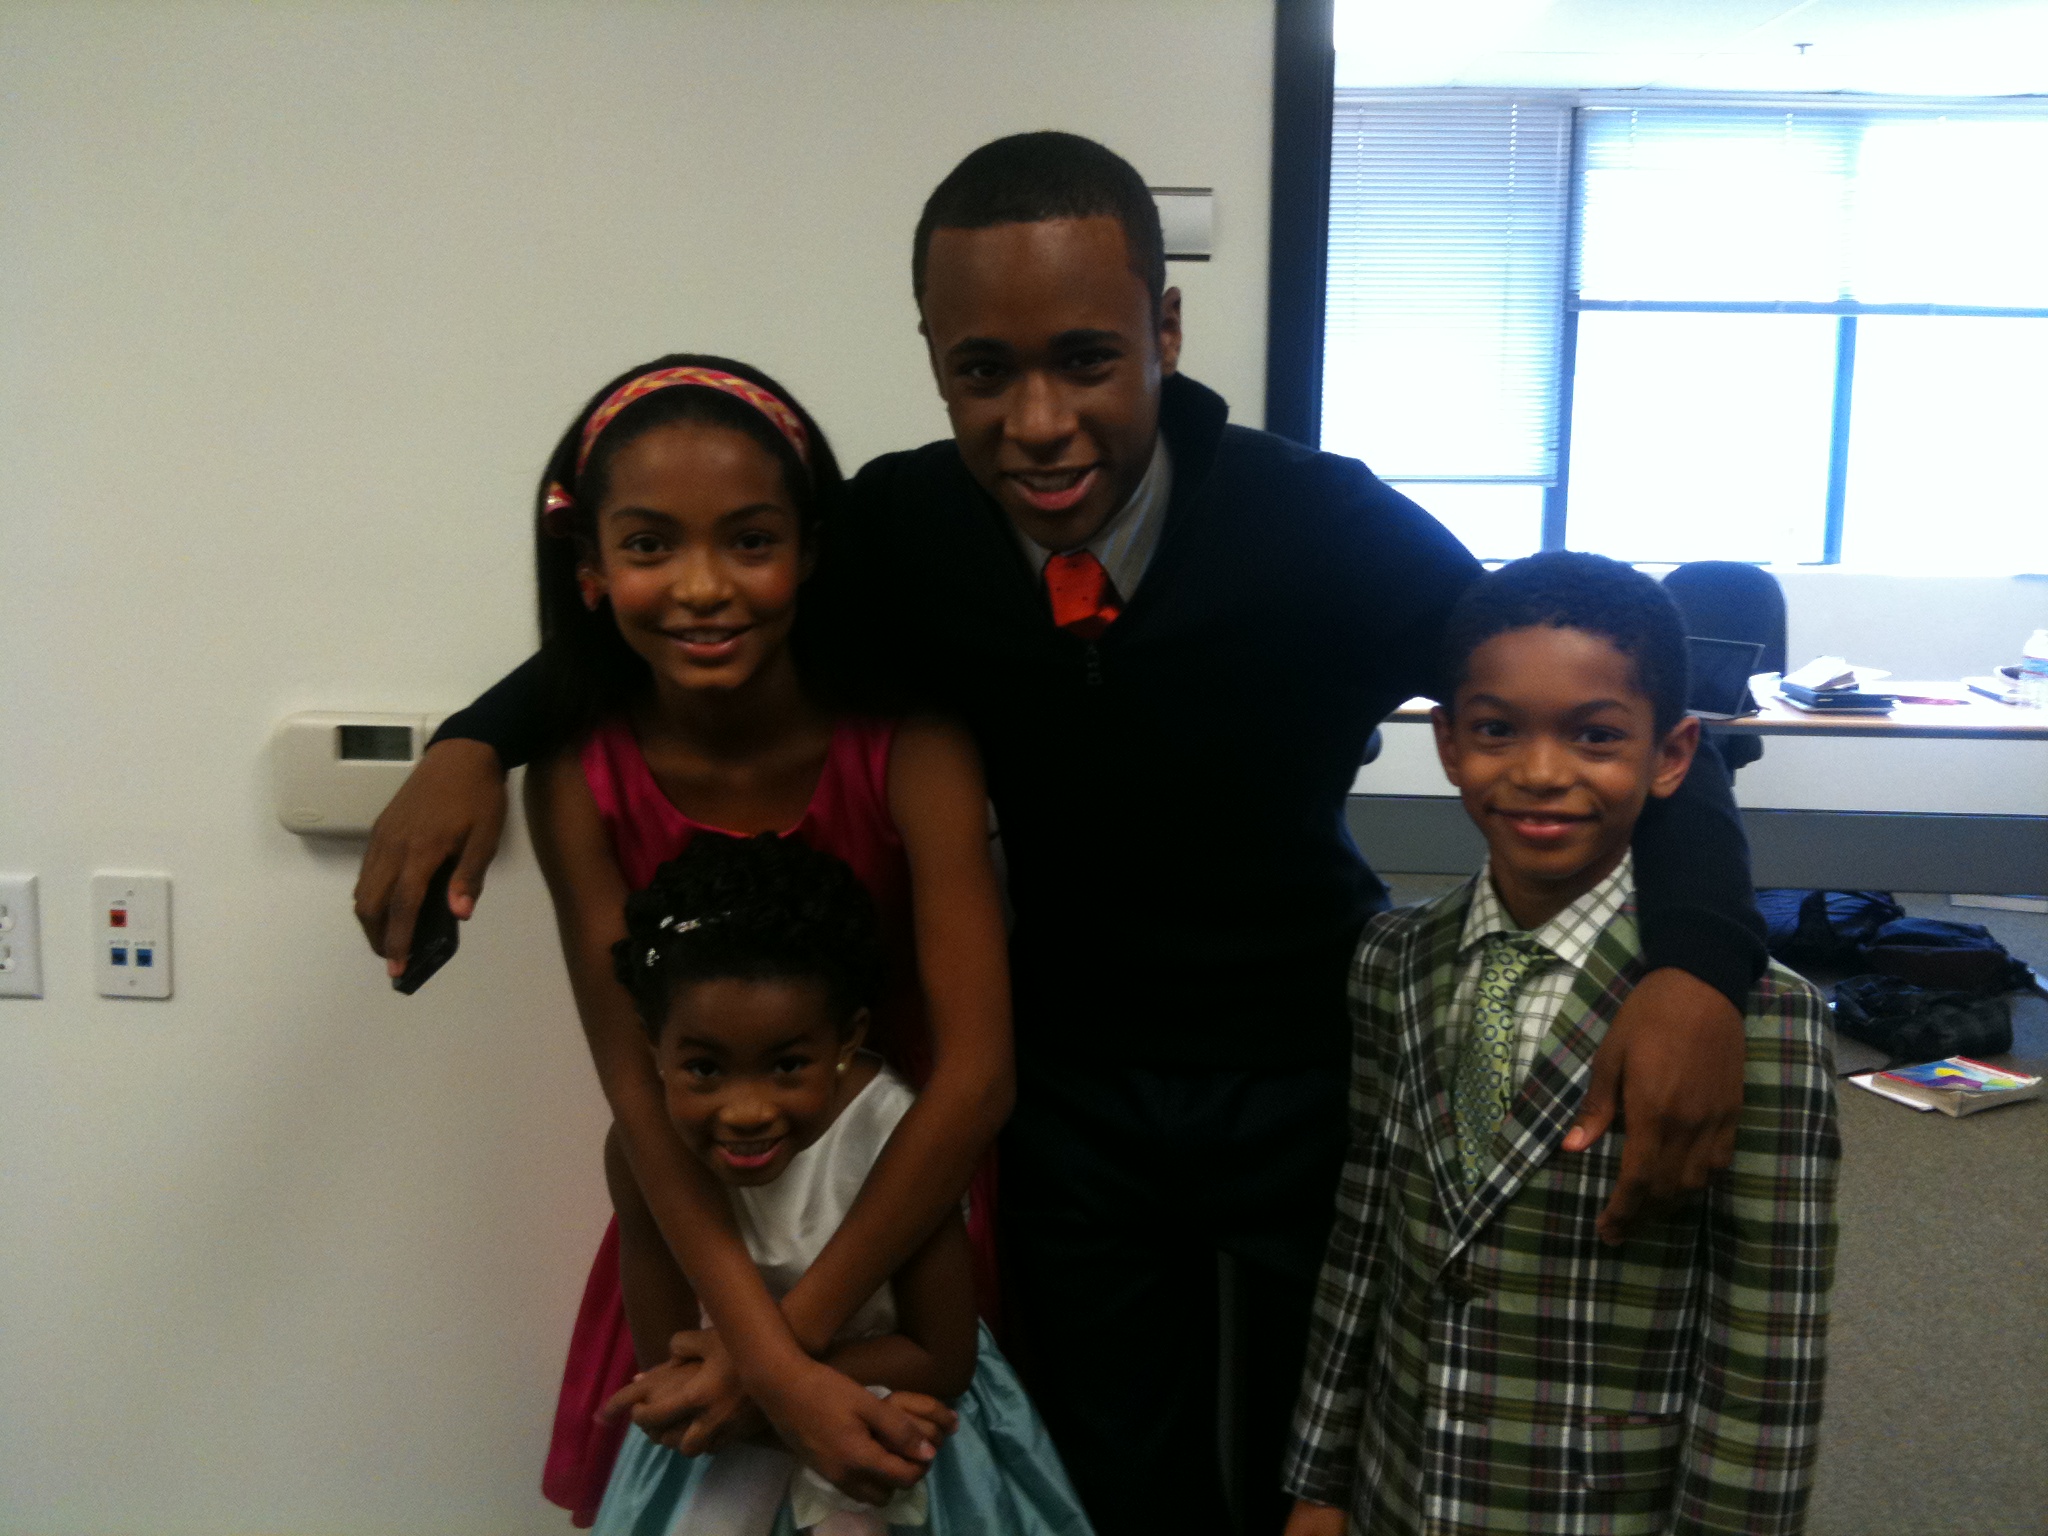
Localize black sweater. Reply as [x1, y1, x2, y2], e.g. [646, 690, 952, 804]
[441, 374, 1764, 1068]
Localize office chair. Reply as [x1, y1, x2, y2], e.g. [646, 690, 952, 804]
[1661, 561, 1788, 775]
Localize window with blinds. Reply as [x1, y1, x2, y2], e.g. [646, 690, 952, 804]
[1324, 93, 2048, 572]
[1323, 95, 1569, 559]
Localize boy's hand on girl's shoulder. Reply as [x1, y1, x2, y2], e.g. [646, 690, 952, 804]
[1283, 1498, 1349, 1536]
[352, 738, 506, 976]
[1564, 966, 1744, 1245]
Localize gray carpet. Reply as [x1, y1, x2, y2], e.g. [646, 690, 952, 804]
[1806, 894, 2047, 1536]
[1380, 879, 2048, 1535]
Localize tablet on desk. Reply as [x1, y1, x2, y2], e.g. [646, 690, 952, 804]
[1684, 636, 1766, 721]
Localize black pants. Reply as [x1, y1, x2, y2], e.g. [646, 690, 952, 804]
[1000, 1059, 1349, 1536]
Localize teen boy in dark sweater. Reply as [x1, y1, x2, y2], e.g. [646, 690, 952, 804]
[355, 134, 1766, 1535]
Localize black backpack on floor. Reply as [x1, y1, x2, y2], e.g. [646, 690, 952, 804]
[1833, 974, 2014, 1066]
[1860, 917, 2037, 995]
[1758, 890, 1904, 969]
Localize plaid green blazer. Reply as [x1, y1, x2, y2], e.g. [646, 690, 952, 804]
[1283, 881, 1839, 1535]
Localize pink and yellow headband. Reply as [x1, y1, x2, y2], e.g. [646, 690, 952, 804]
[542, 366, 811, 533]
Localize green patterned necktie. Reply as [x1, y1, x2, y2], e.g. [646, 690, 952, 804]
[1454, 933, 1550, 1187]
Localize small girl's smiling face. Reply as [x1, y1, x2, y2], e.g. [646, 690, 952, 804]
[583, 420, 809, 702]
[656, 975, 869, 1187]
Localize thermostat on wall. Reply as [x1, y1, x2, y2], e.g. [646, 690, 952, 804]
[270, 711, 445, 837]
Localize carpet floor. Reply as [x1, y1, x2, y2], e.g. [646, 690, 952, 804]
[1805, 894, 2046, 1536]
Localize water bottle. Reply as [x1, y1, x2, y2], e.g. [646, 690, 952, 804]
[2020, 628, 2048, 709]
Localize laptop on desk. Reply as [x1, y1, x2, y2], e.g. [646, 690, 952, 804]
[1685, 636, 1766, 721]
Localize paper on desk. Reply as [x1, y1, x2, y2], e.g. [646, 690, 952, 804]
[1784, 657, 1854, 690]
[1784, 657, 1892, 692]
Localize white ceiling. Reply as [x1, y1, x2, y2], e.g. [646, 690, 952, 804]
[1335, 0, 2048, 95]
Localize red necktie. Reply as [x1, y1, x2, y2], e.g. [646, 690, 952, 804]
[1044, 550, 1123, 640]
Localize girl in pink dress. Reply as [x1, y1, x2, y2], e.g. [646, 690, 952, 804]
[519, 356, 1012, 1524]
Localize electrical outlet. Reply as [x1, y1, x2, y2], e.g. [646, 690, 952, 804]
[0, 874, 44, 998]
[92, 872, 171, 999]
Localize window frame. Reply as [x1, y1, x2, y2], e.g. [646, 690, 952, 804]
[1560, 98, 2048, 567]
[1263, 12, 2048, 568]
[1264, 0, 1339, 448]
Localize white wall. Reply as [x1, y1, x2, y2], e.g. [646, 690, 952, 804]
[0, 4, 1274, 1532]
[1360, 569, 2048, 816]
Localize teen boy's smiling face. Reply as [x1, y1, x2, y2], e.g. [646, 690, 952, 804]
[919, 216, 1182, 552]
[1432, 625, 1699, 931]
[657, 975, 870, 1188]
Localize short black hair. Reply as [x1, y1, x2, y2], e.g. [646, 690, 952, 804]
[532, 354, 846, 751]
[611, 833, 881, 1042]
[912, 131, 1166, 310]
[1438, 551, 1690, 735]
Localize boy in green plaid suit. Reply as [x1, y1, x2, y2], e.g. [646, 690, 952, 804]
[1283, 553, 1838, 1536]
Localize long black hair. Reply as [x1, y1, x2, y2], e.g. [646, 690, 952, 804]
[532, 354, 846, 749]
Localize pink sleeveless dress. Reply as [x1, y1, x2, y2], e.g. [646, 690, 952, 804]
[543, 715, 1000, 1525]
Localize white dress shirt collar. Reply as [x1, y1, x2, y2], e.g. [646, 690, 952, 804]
[1460, 853, 1636, 974]
[1452, 854, 1637, 1089]
[1014, 438, 1173, 602]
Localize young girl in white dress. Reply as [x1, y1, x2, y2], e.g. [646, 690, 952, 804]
[591, 832, 1092, 1536]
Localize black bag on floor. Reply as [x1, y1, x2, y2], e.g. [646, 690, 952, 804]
[1833, 973, 2013, 1065]
[1758, 890, 1904, 968]
[1860, 917, 2036, 995]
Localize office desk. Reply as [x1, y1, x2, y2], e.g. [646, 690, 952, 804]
[1385, 687, 2048, 740]
[1717, 682, 2048, 742]
[1368, 687, 2048, 891]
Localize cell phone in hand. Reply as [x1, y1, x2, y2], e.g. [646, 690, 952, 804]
[392, 857, 461, 995]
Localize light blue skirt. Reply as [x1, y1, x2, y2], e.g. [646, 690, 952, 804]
[592, 1324, 1094, 1536]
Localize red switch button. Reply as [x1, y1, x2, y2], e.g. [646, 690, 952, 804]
[109, 909, 127, 928]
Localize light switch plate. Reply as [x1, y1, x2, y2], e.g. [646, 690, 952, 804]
[92, 872, 172, 999]
[1150, 185, 1214, 260]
[0, 873, 44, 998]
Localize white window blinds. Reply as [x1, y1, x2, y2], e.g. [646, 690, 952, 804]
[1322, 94, 1570, 483]
[1576, 106, 2048, 309]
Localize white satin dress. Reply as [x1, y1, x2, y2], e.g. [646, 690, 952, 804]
[590, 1065, 1095, 1536]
